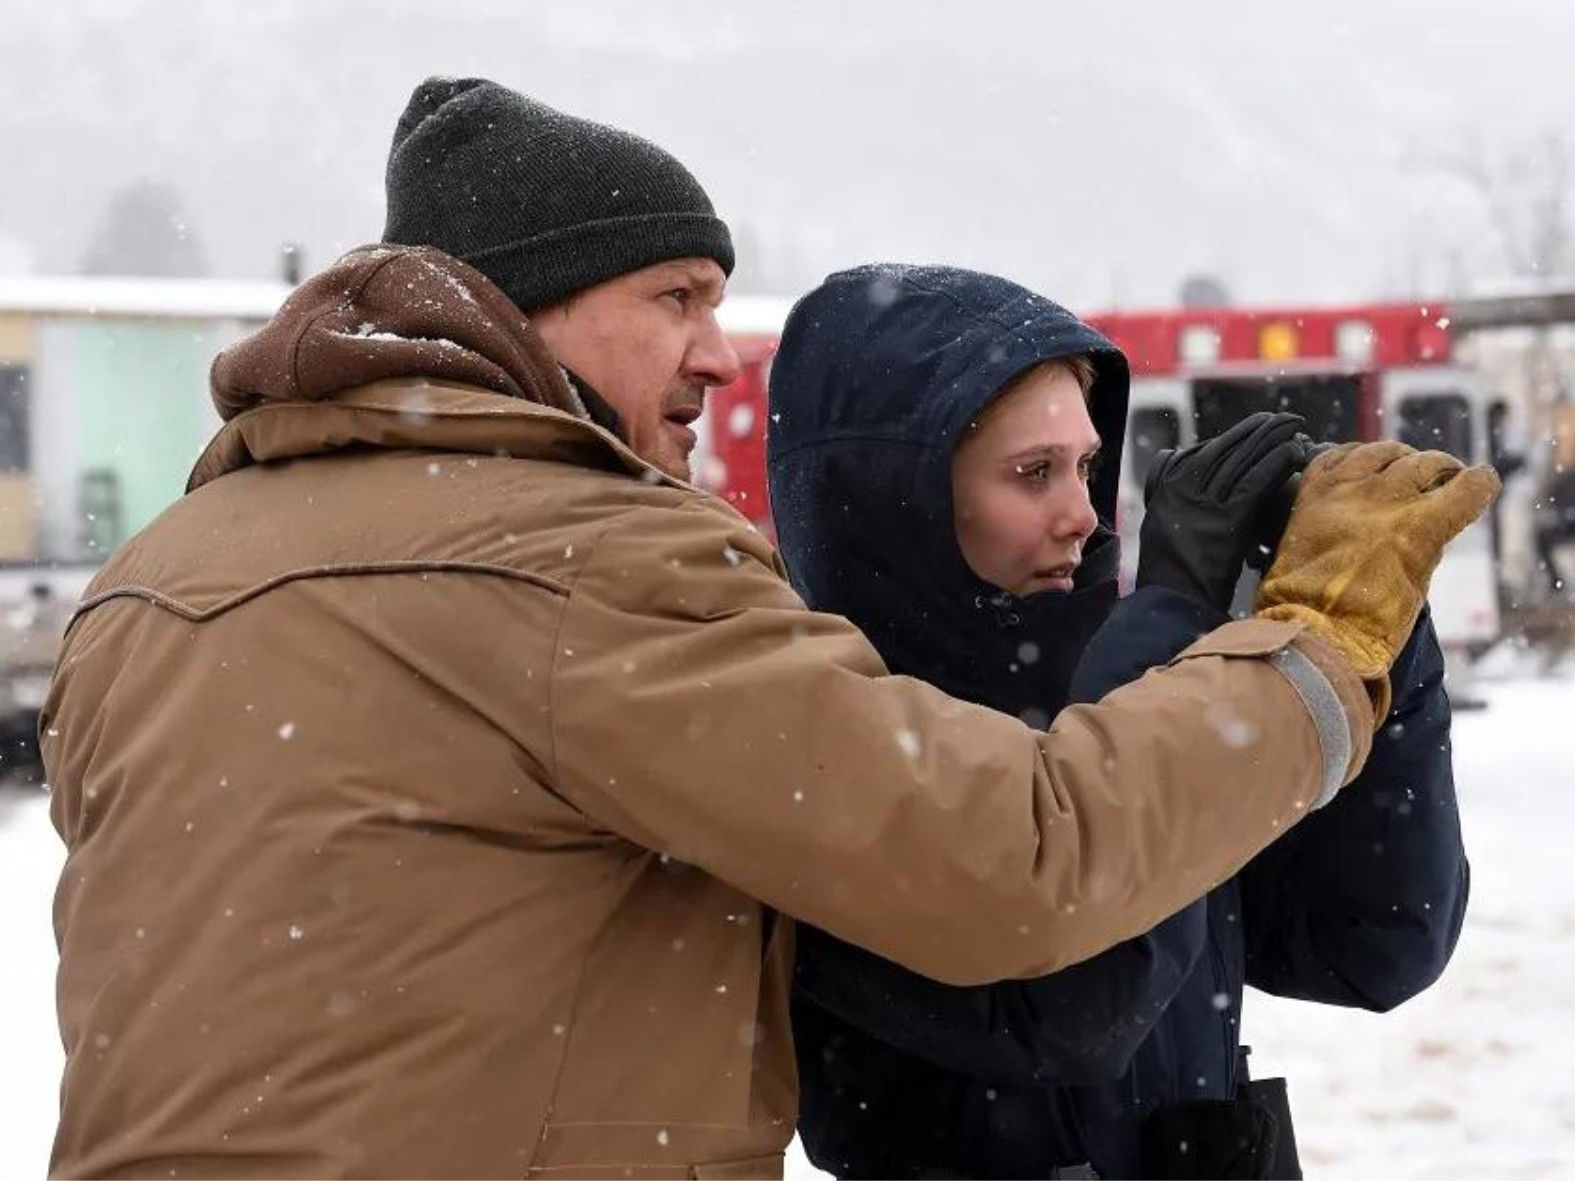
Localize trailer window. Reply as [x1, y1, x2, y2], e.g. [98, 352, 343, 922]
[1192, 375, 1361, 445]
[0, 365, 28, 473]
[1398, 393, 1473, 462]
[1128, 406, 1181, 487]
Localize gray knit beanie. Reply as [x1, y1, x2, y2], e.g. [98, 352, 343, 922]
[383, 76, 734, 312]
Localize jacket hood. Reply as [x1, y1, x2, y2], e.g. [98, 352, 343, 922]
[190, 244, 680, 494]
[210, 244, 585, 422]
[765, 263, 1131, 719]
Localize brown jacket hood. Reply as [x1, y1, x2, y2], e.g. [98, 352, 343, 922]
[190, 244, 658, 496]
[211, 244, 584, 423]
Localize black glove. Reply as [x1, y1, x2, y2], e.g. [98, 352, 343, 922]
[1137, 412, 1314, 611]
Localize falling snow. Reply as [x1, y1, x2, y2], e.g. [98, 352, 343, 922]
[1, 671, 1571, 1178]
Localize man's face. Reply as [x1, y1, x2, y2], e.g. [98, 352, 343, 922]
[531, 258, 742, 481]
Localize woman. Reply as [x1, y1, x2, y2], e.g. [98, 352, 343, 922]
[765, 264, 1467, 1178]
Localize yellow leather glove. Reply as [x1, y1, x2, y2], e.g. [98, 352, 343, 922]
[1255, 441, 1500, 721]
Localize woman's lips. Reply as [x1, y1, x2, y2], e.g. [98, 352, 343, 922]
[1031, 562, 1078, 591]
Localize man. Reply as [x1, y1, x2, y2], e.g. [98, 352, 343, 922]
[1533, 404, 1575, 597]
[43, 77, 1496, 1178]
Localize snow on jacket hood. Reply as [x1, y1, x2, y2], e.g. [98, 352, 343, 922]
[210, 243, 585, 422]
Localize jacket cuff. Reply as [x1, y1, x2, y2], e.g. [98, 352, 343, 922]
[1284, 628, 1376, 787]
[1169, 619, 1373, 809]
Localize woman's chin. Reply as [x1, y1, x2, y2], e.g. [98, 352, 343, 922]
[1019, 574, 1075, 596]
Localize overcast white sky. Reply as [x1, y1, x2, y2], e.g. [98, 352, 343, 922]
[2, 0, 1570, 308]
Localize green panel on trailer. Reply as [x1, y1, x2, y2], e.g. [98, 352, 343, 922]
[72, 321, 215, 551]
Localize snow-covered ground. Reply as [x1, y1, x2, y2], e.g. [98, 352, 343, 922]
[1239, 665, 1575, 1179]
[0, 785, 65, 1178]
[3, 663, 1571, 1178]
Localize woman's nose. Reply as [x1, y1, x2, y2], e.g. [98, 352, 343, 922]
[1055, 484, 1099, 542]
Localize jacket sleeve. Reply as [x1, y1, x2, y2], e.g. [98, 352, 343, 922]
[790, 586, 1226, 1085]
[1238, 608, 1469, 1011]
[548, 499, 1375, 987]
[792, 904, 1206, 1087]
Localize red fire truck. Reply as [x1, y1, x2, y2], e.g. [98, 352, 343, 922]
[702, 297, 1515, 657]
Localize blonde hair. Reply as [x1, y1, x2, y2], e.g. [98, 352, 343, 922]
[963, 354, 1099, 441]
[1063, 354, 1097, 399]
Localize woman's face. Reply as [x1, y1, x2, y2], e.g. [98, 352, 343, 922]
[951, 362, 1102, 597]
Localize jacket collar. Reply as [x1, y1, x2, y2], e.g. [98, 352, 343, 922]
[187, 379, 682, 492]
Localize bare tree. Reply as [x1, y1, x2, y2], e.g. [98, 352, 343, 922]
[1435, 130, 1573, 281]
[1179, 273, 1231, 308]
[79, 180, 208, 278]
[1427, 131, 1575, 607]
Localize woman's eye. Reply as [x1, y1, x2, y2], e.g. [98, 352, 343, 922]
[1079, 453, 1104, 483]
[1015, 462, 1051, 484]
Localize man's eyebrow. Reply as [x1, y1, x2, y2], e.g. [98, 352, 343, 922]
[652, 263, 725, 302]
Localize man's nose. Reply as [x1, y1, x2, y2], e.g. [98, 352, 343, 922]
[689, 311, 742, 387]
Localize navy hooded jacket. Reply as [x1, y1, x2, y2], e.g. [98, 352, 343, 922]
[765, 265, 1468, 1179]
